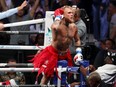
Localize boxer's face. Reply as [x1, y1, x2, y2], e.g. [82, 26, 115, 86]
[63, 7, 74, 23]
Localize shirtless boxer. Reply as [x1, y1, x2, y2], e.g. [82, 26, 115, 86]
[31, 6, 81, 85]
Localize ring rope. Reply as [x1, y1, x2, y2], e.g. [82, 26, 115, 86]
[0, 67, 68, 72]
[4, 18, 45, 28]
[0, 31, 44, 34]
[0, 67, 80, 73]
[0, 63, 33, 67]
[0, 45, 44, 50]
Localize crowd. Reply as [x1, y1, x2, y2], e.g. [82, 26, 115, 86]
[0, 0, 115, 87]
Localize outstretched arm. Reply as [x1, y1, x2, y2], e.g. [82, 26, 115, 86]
[0, 0, 27, 20]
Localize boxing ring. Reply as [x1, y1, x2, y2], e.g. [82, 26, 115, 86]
[0, 11, 89, 87]
[0, 63, 89, 87]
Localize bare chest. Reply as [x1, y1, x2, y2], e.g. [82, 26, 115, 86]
[57, 24, 76, 38]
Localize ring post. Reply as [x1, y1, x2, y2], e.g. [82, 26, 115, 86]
[53, 60, 68, 87]
[80, 60, 89, 87]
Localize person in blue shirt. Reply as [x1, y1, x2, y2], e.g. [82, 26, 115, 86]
[0, 0, 27, 30]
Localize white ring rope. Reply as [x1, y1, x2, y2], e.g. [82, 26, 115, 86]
[0, 45, 44, 50]
[0, 66, 80, 74]
[0, 63, 33, 67]
[0, 68, 39, 72]
[4, 18, 45, 28]
[0, 31, 45, 34]
[0, 68, 67, 72]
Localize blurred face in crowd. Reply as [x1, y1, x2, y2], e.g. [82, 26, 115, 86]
[8, 60, 17, 73]
[72, 6, 80, 22]
[17, 9, 24, 17]
[8, 61, 16, 65]
[105, 40, 114, 49]
[108, 3, 116, 16]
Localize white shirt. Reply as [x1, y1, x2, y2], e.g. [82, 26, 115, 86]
[96, 64, 116, 84]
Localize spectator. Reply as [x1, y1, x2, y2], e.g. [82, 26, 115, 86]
[68, 6, 87, 84]
[70, 6, 87, 47]
[1, 0, 40, 45]
[72, 6, 87, 46]
[69, 6, 87, 63]
[108, 0, 116, 44]
[29, 10, 44, 45]
[0, 58, 26, 86]
[94, 38, 115, 69]
[0, 0, 27, 20]
[34, 33, 44, 46]
[80, 51, 116, 87]
[0, 0, 27, 31]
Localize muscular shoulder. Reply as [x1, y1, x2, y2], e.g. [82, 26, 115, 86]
[51, 20, 60, 30]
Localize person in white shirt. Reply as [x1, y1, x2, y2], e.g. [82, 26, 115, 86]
[80, 51, 116, 87]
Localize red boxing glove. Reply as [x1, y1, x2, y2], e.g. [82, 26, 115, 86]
[54, 8, 64, 17]
[54, 8, 64, 21]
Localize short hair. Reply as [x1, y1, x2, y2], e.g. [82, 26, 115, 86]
[87, 71, 102, 86]
[72, 5, 80, 17]
[63, 5, 72, 11]
[105, 38, 115, 47]
[88, 71, 101, 81]
[74, 8, 81, 17]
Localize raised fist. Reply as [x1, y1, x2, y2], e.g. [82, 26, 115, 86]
[54, 8, 64, 21]
[54, 8, 64, 17]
